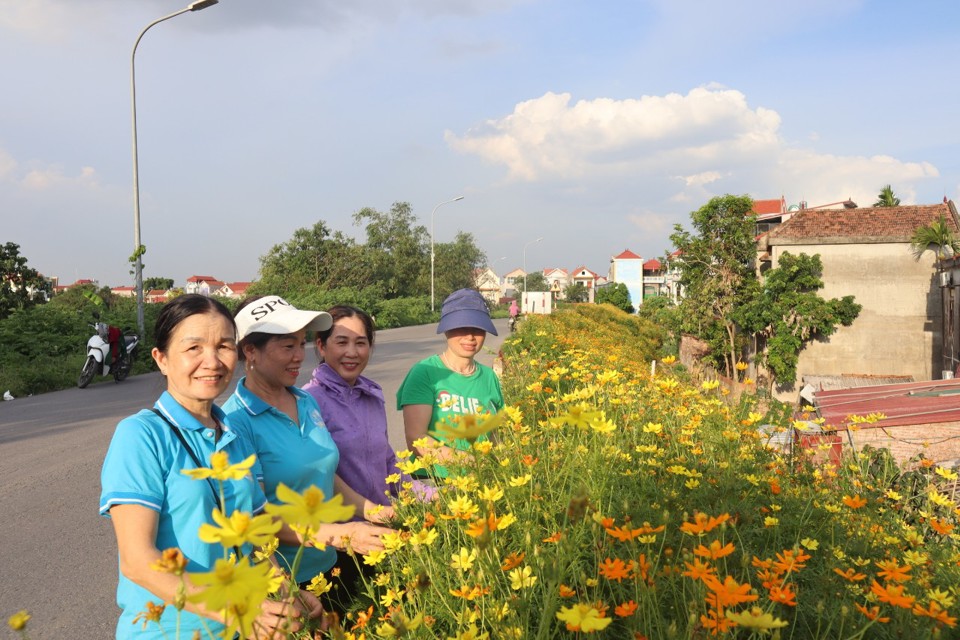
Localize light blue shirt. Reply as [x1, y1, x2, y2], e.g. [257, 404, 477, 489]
[223, 377, 340, 583]
[99, 391, 266, 640]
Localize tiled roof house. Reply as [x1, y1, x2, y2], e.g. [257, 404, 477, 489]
[760, 201, 960, 400]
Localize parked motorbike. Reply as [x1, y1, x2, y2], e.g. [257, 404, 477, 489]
[78, 314, 140, 389]
[508, 314, 519, 333]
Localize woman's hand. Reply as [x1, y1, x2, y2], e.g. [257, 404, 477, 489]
[365, 503, 396, 524]
[247, 598, 305, 639]
[340, 522, 393, 555]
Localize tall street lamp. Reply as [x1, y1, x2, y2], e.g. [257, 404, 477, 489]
[430, 195, 465, 313]
[131, 0, 218, 338]
[522, 236, 544, 294]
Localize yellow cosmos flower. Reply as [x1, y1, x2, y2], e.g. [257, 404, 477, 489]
[264, 483, 355, 532]
[151, 547, 188, 575]
[443, 494, 479, 520]
[643, 422, 664, 434]
[508, 474, 532, 487]
[509, 565, 537, 590]
[498, 512, 517, 530]
[473, 440, 493, 454]
[724, 606, 789, 631]
[363, 550, 387, 566]
[591, 417, 617, 433]
[550, 403, 603, 429]
[436, 412, 505, 442]
[7, 610, 30, 631]
[376, 611, 422, 637]
[451, 547, 478, 571]
[385, 472, 401, 484]
[701, 380, 720, 391]
[396, 458, 424, 475]
[381, 531, 407, 552]
[764, 516, 779, 528]
[477, 486, 504, 502]
[800, 538, 819, 550]
[182, 452, 256, 481]
[198, 509, 281, 549]
[188, 558, 274, 638]
[447, 623, 489, 640]
[928, 490, 954, 508]
[300, 573, 331, 596]
[410, 528, 438, 547]
[555, 603, 612, 632]
[660, 355, 677, 365]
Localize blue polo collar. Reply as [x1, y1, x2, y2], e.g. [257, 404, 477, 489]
[232, 376, 312, 416]
[153, 391, 236, 447]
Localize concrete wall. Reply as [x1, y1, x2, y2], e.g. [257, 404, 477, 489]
[769, 243, 941, 401]
[610, 258, 642, 310]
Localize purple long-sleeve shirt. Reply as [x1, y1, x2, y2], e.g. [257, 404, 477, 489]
[302, 363, 402, 515]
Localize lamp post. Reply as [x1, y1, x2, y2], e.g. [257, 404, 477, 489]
[131, 0, 218, 338]
[430, 195, 465, 313]
[522, 236, 543, 302]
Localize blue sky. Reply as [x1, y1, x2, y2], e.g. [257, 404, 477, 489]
[3, 0, 959, 288]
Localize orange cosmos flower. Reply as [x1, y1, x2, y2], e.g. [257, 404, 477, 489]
[751, 556, 773, 570]
[600, 517, 615, 528]
[599, 558, 630, 582]
[929, 518, 955, 535]
[912, 601, 958, 628]
[703, 575, 758, 608]
[772, 549, 810, 574]
[543, 531, 563, 543]
[633, 554, 652, 582]
[682, 558, 717, 582]
[521, 454, 539, 466]
[501, 551, 526, 571]
[422, 512, 436, 529]
[755, 568, 783, 590]
[769, 479, 781, 495]
[558, 584, 577, 598]
[854, 603, 890, 623]
[605, 525, 644, 542]
[351, 605, 374, 630]
[842, 495, 867, 509]
[693, 540, 736, 560]
[615, 600, 638, 617]
[679, 512, 731, 536]
[769, 583, 797, 606]
[870, 581, 916, 609]
[875, 559, 912, 584]
[833, 567, 867, 582]
[700, 609, 736, 635]
[449, 585, 490, 600]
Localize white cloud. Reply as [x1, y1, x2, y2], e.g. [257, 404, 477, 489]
[20, 164, 101, 191]
[446, 86, 941, 210]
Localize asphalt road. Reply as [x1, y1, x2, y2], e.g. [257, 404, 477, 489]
[0, 319, 507, 637]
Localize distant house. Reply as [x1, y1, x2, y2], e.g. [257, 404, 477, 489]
[607, 250, 642, 308]
[111, 286, 135, 298]
[146, 289, 171, 304]
[570, 266, 604, 303]
[53, 278, 97, 295]
[472, 268, 501, 305]
[543, 267, 569, 299]
[502, 268, 525, 297]
[216, 281, 253, 300]
[760, 201, 960, 400]
[184, 275, 225, 296]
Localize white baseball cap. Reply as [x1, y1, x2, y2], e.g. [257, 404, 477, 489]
[235, 295, 332, 341]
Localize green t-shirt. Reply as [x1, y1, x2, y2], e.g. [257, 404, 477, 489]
[397, 354, 504, 477]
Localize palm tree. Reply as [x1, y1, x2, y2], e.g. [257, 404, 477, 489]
[910, 214, 960, 261]
[873, 185, 901, 207]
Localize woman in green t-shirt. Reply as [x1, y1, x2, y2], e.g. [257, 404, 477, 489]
[397, 288, 504, 478]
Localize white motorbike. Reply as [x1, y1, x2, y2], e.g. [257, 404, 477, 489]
[78, 315, 140, 389]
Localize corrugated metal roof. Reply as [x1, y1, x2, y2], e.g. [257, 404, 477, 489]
[814, 378, 960, 429]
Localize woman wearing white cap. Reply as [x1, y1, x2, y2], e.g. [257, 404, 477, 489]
[397, 288, 505, 479]
[222, 295, 391, 598]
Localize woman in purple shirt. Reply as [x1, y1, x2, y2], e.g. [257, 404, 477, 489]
[302, 305, 415, 604]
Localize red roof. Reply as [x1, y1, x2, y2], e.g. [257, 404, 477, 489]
[186, 275, 219, 283]
[768, 203, 957, 244]
[814, 378, 960, 430]
[613, 249, 642, 260]
[752, 197, 786, 215]
[643, 259, 662, 270]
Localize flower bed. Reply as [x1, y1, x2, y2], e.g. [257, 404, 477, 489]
[346, 305, 960, 639]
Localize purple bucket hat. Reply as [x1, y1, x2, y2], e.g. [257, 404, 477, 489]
[436, 288, 497, 336]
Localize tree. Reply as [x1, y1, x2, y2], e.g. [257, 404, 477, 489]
[353, 202, 430, 298]
[670, 195, 759, 376]
[909, 214, 960, 261]
[735, 252, 861, 388]
[514, 272, 550, 293]
[143, 277, 174, 291]
[564, 282, 589, 303]
[255, 221, 375, 297]
[433, 231, 487, 302]
[0, 242, 51, 320]
[873, 185, 901, 207]
[595, 282, 633, 313]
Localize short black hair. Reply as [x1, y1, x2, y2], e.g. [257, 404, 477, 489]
[317, 305, 376, 347]
[154, 294, 235, 353]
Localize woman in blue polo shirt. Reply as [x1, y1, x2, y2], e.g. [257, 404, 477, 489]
[99, 295, 315, 639]
[223, 296, 391, 594]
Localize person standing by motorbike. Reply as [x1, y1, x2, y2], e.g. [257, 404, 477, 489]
[508, 298, 519, 332]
